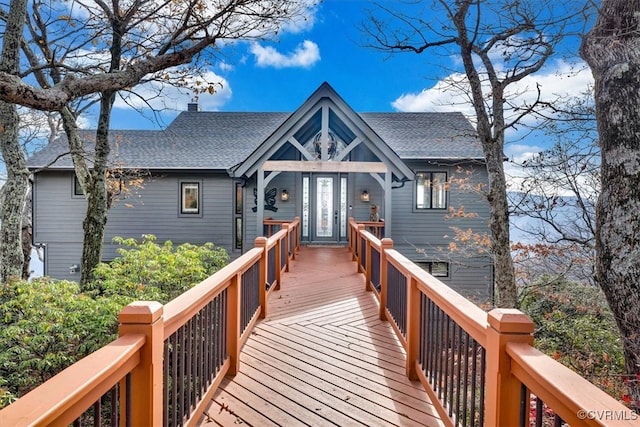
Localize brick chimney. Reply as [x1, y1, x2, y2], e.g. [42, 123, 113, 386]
[187, 102, 199, 112]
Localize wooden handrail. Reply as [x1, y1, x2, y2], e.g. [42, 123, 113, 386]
[351, 222, 636, 427]
[507, 342, 639, 426]
[0, 333, 145, 426]
[386, 248, 488, 346]
[0, 219, 302, 426]
[163, 247, 262, 338]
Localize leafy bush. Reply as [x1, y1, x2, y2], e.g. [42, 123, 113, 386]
[0, 236, 229, 408]
[520, 276, 627, 398]
[91, 234, 229, 303]
[0, 278, 129, 403]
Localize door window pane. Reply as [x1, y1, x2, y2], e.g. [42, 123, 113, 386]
[302, 176, 309, 238]
[316, 177, 333, 237]
[340, 176, 347, 238]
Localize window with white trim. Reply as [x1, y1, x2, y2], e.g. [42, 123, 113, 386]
[180, 181, 200, 215]
[415, 172, 447, 209]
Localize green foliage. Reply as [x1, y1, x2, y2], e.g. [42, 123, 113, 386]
[91, 234, 229, 303]
[520, 276, 626, 396]
[0, 278, 129, 404]
[0, 236, 228, 408]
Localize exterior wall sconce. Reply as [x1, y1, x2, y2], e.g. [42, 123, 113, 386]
[360, 190, 370, 202]
[280, 189, 289, 201]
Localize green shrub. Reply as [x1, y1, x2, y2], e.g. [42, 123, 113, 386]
[0, 236, 229, 408]
[91, 234, 229, 303]
[520, 276, 626, 397]
[0, 278, 129, 403]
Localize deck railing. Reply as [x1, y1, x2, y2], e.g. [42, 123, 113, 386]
[348, 217, 638, 427]
[0, 218, 301, 427]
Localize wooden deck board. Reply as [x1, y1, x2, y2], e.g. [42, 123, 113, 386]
[197, 246, 444, 427]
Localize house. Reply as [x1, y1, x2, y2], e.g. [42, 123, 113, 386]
[27, 82, 493, 298]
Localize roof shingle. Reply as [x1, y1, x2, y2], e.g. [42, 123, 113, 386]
[27, 111, 482, 170]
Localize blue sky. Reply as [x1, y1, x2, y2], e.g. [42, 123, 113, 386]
[104, 0, 593, 165]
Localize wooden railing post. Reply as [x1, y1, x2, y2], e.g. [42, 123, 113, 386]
[357, 224, 365, 272]
[275, 235, 282, 290]
[348, 217, 355, 259]
[282, 223, 290, 273]
[255, 237, 268, 319]
[485, 308, 535, 426]
[293, 216, 301, 257]
[405, 278, 421, 381]
[379, 238, 393, 321]
[227, 273, 241, 375]
[365, 236, 372, 291]
[118, 301, 164, 427]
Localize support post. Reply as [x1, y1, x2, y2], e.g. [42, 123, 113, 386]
[282, 223, 290, 272]
[357, 224, 365, 273]
[384, 171, 392, 237]
[226, 273, 241, 375]
[256, 168, 264, 236]
[484, 309, 535, 426]
[294, 216, 301, 256]
[365, 237, 372, 291]
[406, 277, 420, 380]
[118, 301, 164, 427]
[255, 237, 268, 319]
[379, 238, 393, 321]
[275, 234, 282, 290]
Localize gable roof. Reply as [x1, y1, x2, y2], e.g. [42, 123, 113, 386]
[27, 86, 483, 172]
[230, 82, 416, 180]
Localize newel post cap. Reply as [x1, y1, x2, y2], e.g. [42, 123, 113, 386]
[487, 308, 534, 334]
[119, 301, 163, 324]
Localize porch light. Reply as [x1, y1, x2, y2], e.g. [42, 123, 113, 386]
[360, 190, 370, 202]
[280, 189, 289, 201]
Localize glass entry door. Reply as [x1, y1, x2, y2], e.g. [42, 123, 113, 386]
[311, 174, 347, 242]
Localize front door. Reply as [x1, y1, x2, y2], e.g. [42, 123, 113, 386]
[311, 174, 347, 242]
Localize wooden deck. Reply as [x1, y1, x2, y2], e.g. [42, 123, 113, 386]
[197, 246, 444, 427]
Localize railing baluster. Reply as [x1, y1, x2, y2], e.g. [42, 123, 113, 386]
[455, 325, 463, 422]
[519, 384, 528, 427]
[535, 396, 543, 427]
[470, 340, 478, 424]
[462, 332, 470, 427]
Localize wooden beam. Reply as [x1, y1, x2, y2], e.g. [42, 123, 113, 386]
[262, 160, 387, 173]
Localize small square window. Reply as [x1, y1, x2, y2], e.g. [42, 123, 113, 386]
[181, 182, 200, 214]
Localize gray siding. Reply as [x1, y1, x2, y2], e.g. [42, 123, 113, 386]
[34, 162, 493, 299]
[34, 171, 235, 276]
[389, 161, 493, 299]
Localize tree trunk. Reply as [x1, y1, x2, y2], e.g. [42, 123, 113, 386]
[483, 136, 517, 307]
[79, 92, 114, 286]
[0, 102, 29, 283]
[22, 187, 32, 280]
[581, 0, 640, 407]
[0, 0, 29, 283]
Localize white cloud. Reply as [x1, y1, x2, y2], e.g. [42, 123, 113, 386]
[392, 73, 475, 115]
[250, 40, 320, 68]
[392, 60, 594, 126]
[113, 70, 232, 112]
